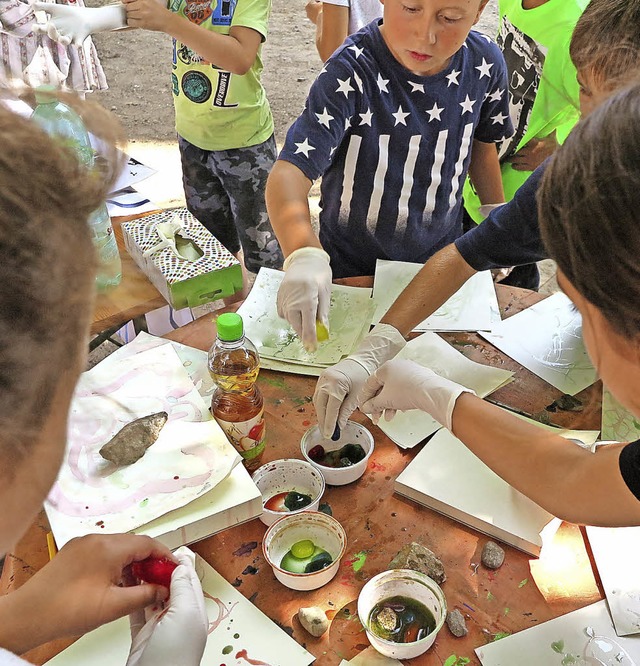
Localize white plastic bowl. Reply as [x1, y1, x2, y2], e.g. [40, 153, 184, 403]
[357, 569, 447, 659]
[262, 511, 347, 591]
[252, 458, 325, 526]
[301, 420, 374, 485]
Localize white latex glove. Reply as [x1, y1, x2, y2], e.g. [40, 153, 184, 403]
[32, 2, 127, 45]
[478, 203, 505, 219]
[358, 359, 475, 431]
[126, 553, 208, 666]
[277, 246, 332, 352]
[313, 323, 406, 439]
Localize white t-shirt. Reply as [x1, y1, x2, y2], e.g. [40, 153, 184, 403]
[0, 649, 30, 665]
[321, 0, 382, 35]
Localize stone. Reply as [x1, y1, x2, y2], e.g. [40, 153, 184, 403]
[388, 542, 446, 584]
[481, 541, 505, 570]
[99, 411, 168, 466]
[446, 609, 468, 637]
[298, 606, 329, 637]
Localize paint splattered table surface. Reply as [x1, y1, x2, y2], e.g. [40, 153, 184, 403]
[2, 283, 603, 666]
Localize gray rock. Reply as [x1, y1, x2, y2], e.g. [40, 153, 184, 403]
[389, 542, 446, 584]
[298, 607, 329, 637]
[99, 411, 168, 466]
[481, 541, 505, 570]
[446, 609, 468, 637]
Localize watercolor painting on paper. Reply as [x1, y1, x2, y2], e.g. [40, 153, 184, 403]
[46, 549, 315, 666]
[601, 387, 640, 442]
[481, 292, 597, 395]
[45, 344, 240, 547]
[237, 267, 374, 367]
[372, 259, 500, 332]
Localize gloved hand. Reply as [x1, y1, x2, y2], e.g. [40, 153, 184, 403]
[126, 552, 208, 666]
[478, 203, 505, 219]
[32, 3, 127, 45]
[277, 246, 332, 352]
[358, 359, 475, 431]
[313, 323, 406, 439]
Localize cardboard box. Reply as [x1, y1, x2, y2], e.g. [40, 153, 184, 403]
[122, 208, 242, 309]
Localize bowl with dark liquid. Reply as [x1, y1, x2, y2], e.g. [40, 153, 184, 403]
[252, 458, 325, 526]
[357, 569, 447, 658]
[262, 511, 347, 591]
[301, 420, 375, 485]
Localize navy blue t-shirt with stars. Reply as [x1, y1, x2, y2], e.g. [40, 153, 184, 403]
[279, 20, 514, 278]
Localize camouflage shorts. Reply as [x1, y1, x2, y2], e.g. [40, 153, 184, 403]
[178, 134, 284, 273]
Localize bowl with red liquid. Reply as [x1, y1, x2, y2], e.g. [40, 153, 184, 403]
[301, 420, 375, 485]
[252, 458, 325, 526]
[357, 569, 447, 659]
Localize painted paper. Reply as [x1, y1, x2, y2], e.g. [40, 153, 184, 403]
[586, 526, 640, 636]
[373, 332, 513, 449]
[476, 600, 640, 665]
[601, 387, 640, 443]
[340, 646, 404, 665]
[45, 549, 315, 666]
[372, 259, 501, 331]
[45, 344, 240, 547]
[237, 267, 375, 367]
[481, 292, 597, 395]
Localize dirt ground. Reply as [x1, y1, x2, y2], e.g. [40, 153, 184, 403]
[88, 0, 499, 148]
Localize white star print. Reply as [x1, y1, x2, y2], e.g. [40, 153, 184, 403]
[329, 146, 337, 157]
[480, 33, 492, 42]
[491, 111, 508, 125]
[426, 102, 444, 122]
[359, 108, 373, 126]
[294, 138, 315, 157]
[315, 108, 334, 128]
[344, 117, 352, 131]
[459, 95, 476, 115]
[446, 69, 460, 87]
[408, 81, 425, 93]
[348, 45, 364, 58]
[319, 65, 328, 76]
[376, 73, 390, 93]
[353, 72, 364, 93]
[488, 88, 504, 103]
[336, 77, 355, 98]
[392, 105, 410, 126]
[475, 58, 493, 79]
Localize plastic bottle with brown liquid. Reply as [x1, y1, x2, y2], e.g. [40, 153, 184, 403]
[208, 312, 265, 471]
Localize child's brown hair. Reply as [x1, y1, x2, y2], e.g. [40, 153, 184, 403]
[0, 90, 124, 466]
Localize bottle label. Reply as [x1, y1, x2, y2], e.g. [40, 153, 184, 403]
[214, 409, 266, 464]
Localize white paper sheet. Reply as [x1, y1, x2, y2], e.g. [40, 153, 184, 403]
[237, 267, 375, 367]
[373, 332, 514, 449]
[476, 601, 640, 665]
[46, 344, 240, 546]
[586, 526, 640, 636]
[106, 186, 158, 217]
[395, 413, 599, 555]
[45, 548, 315, 666]
[372, 259, 501, 332]
[480, 292, 597, 395]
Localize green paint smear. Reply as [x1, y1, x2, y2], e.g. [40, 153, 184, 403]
[352, 551, 367, 572]
[444, 656, 470, 666]
[139, 498, 149, 508]
[503, 607, 510, 616]
[262, 376, 287, 389]
[222, 645, 233, 655]
[493, 632, 511, 641]
[518, 578, 529, 588]
[487, 591, 495, 601]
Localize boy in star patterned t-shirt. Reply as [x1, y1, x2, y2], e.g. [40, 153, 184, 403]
[267, 0, 513, 350]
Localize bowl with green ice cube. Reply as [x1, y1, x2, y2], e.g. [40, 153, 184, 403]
[262, 511, 347, 590]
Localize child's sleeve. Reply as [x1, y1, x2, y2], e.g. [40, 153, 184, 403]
[231, 0, 270, 41]
[278, 56, 359, 182]
[0, 0, 35, 37]
[473, 41, 514, 144]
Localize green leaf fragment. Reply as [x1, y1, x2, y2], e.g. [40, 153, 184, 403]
[492, 632, 511, 641]
[551, 640, 565, 654]
[487, 591, 495, 600]
[561, 655, 578, 665]
[503, 607, 510, 616]
[352, 551, 367, 572]
[518, 578, 529, 588]
[443, 656, 458, 666]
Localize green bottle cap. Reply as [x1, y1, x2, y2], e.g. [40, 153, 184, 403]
[34, 85, 58, 105]
[217, 312, 244, 342]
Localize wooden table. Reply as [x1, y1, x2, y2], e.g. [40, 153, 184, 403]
[1, 284, 604, 666]
[91, 216, 166, 336]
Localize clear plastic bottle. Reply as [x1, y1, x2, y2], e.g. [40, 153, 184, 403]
[31, 88, 122, 291]
[208, 313, 266, 471]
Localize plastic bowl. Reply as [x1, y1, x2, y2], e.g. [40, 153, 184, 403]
[262, 511, 347, 591]
[252, 458, 325, 527]
[301, 420, 374, 485]
[357, 569, 447, 659]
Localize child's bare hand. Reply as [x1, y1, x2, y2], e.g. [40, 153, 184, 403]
[305, 0, 322, 24]
[507, 135, 558, 172]
[123, 0, 172, 32]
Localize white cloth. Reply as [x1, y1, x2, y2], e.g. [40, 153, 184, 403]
[0, 648, 30, 665]
[319, 0, 382, 35]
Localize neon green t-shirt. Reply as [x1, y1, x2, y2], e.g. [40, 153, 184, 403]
[170, 0, 274, 151]
[463, 0, 588, 223]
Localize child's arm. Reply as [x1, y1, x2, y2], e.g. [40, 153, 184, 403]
[123, 0, 260, 75]
[467, 138, 505, 206]
[307, 1, 349, 62]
